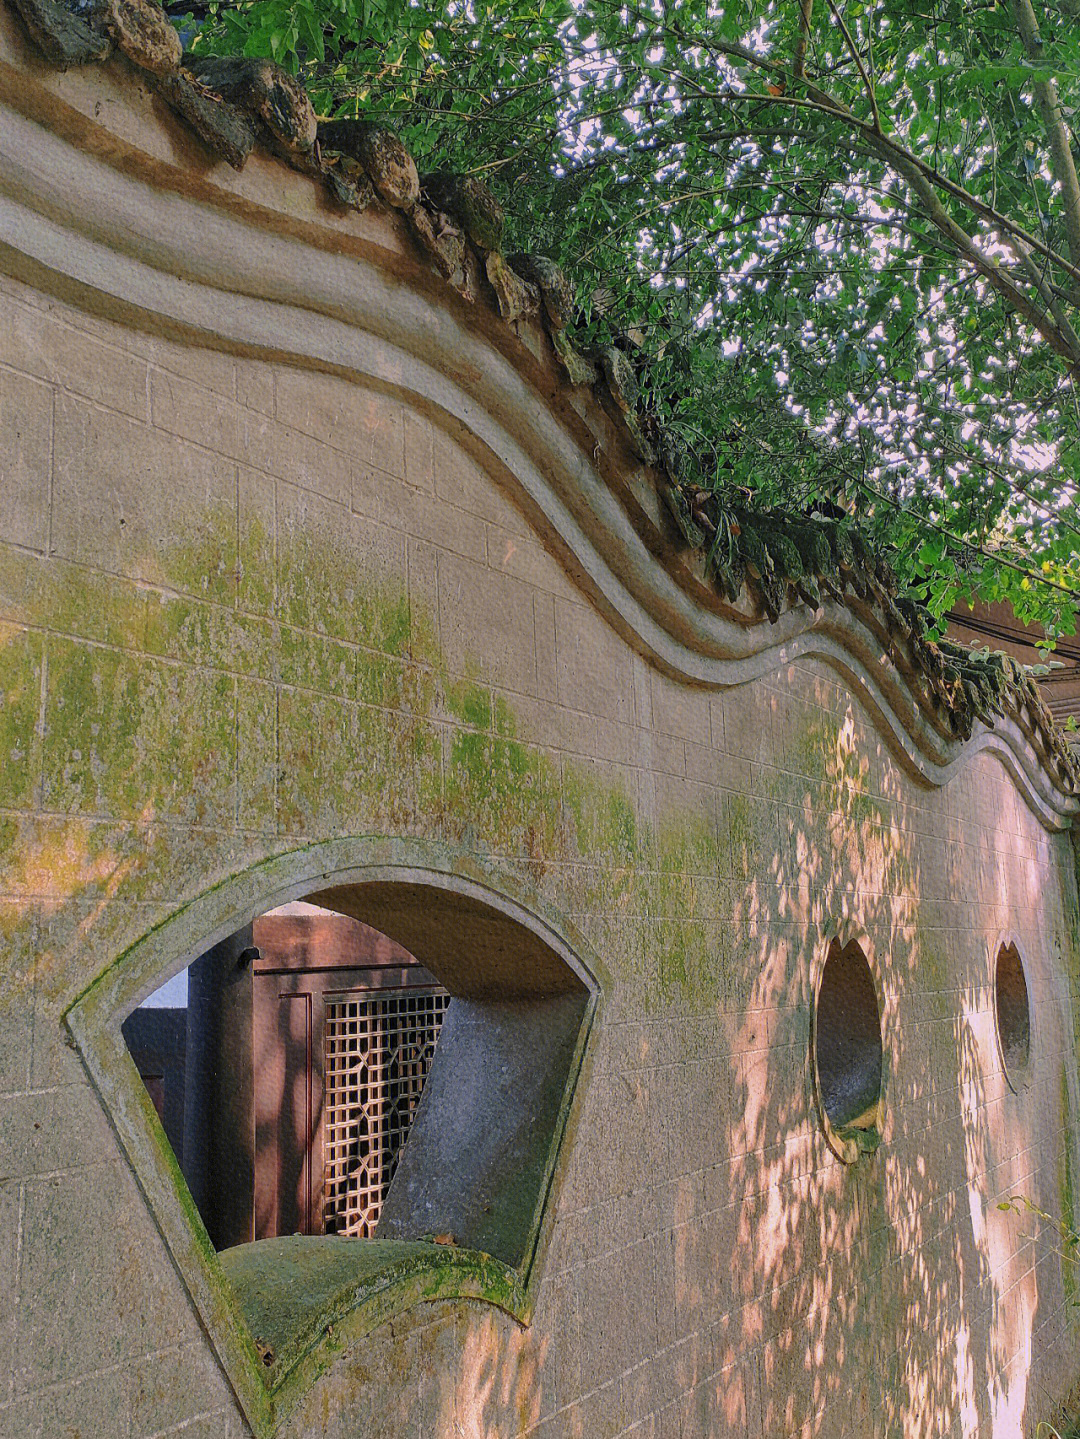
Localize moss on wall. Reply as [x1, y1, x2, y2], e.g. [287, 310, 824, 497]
[4, 418, 1080, 1438]
[0, 505, 986, 1008]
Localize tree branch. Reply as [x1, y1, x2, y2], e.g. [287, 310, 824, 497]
[822, 0, 879, 130]
[872, 140, 1080, 376]
[1011, 0, 1080, 293]
[672, 21, 1080, 300]
[1014, 238, 1080, 353]
[855, 476, 1080, 600]
[793, 0, 813, 79]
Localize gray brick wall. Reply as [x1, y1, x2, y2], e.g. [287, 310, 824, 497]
[1, 266, 1079, 1439]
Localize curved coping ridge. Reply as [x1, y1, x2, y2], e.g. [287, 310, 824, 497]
[65, 839, 604, 1436]
[0, 52, 1075, 831]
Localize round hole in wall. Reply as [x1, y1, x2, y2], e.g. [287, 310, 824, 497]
[995, 941, 1031, 1086]
[812, 938, 883, 1162]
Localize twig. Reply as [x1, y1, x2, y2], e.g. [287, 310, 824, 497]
[823, 0, 880, 130]
[793, 0, 813, 79]
[1011, 0, 1080, 296]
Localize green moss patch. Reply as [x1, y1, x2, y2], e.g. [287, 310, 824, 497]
[218, 1230, 526, 1389]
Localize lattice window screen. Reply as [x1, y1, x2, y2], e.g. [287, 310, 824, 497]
[323, 989, 450, 1237]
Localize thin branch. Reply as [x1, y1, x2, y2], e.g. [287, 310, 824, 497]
[793, 0, 813, 79]
[876, 142, 1080, 378]
[666, 20, 1080, 299]
[1015, 239, 1080, 353]
[854, 477, 1080, 600]
[822, 0, 880, 130]
[1011, 0, 1080, 292]
[937, 439, 1080, 540]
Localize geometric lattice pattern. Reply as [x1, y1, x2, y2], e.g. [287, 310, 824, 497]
[323, 988, 450, 1237]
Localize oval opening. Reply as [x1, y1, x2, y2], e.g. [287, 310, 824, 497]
[995, 941, 1031, 1084]
[814, 938, 883, 1157]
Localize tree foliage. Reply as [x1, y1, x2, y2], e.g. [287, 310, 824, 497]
[179, 0, 1080, 637]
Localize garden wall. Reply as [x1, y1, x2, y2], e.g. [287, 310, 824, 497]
[4, 11, 1080, 1435]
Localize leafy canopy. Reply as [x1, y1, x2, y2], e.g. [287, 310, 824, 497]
[179, 0, 1080, 638]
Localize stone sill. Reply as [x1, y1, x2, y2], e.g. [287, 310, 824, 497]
[219, 1235, 527, 1401]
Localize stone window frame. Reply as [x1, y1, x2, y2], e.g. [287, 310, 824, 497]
[990, 931, 1035, 1095]
[64, 837, 603, 1439]
[809, 929, 887, 1165]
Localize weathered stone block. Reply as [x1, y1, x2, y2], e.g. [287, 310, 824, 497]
[42, 639, 237, 825]
[0, 370, 51, 555]
[51, 395, 237, 604]
[150, 365, 241, 459]
[438, 551, 537, 696]
[274, 372, 406, 479]
[554, 598, 633, 725]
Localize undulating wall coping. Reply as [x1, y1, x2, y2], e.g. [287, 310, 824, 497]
[1, 0, 1077, 831]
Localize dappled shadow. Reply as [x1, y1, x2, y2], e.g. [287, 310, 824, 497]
[686, 662, 1079, 1437]
[501, 656, 1080, 1439]
[31, 585, 1080, 1439]
[274, 656, 1080, 1439]
[281, 657, 1080, 1439]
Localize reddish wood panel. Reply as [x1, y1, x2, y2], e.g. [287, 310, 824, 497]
[248, 907, 439, 1239]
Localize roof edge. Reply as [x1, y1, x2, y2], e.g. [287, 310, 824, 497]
[1, 5, 1076, 828]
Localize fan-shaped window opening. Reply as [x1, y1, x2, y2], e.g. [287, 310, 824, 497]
[812, 938, 883, 1162]
[995, 941, 1031, 1086]
[122, 902, 452, 1248]
[114, 877, 594, 1390]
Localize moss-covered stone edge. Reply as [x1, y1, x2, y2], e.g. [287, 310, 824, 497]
[218, 1235, 528, 1417]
